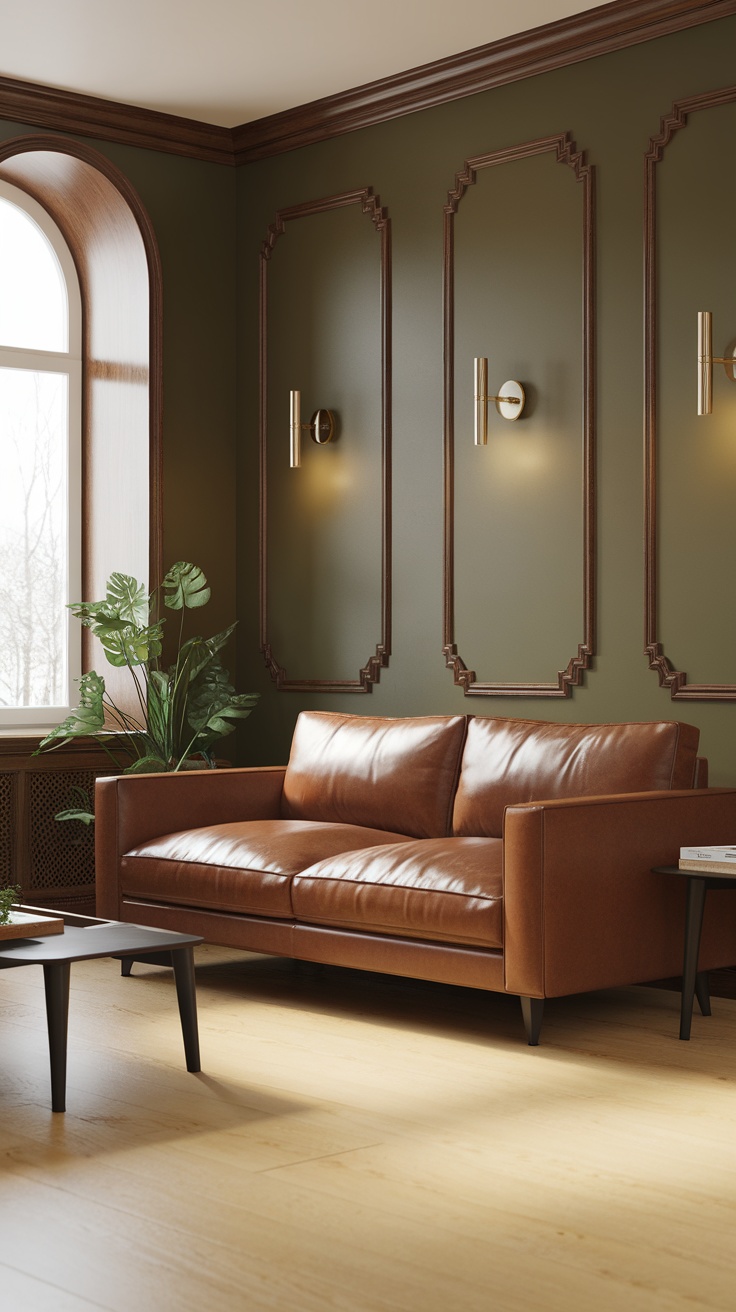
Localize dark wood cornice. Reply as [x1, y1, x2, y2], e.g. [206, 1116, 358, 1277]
[0, 1, 733, 165]
[0, 74, 233, 166]
[233, 0, 736, 162]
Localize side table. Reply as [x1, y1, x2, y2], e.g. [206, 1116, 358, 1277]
[653, 865, 736, 1040]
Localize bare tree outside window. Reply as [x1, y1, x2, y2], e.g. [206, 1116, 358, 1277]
[0, 185, 81, 725]
[0, 369, 66, 708]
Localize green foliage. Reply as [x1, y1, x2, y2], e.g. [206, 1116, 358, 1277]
[163, 561, 211, 611]
[0, 884, 20, 924]
[36, 562, 258, 781]
[54, 785, 95, 826]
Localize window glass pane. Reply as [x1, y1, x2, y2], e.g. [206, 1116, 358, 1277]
[0, 367, 68, 708]
[0, 200, 67, 352]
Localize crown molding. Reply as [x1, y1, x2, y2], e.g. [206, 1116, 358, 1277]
[0, 74, 233, 165]
[0, 0, 734, 166]
[233, 0, 736, 162]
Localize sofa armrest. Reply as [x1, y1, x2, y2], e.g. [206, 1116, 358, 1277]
[95, 766, 286, 919]
[502, 787, 736, 999]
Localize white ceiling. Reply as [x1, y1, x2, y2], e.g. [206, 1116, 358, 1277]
[0, 1, 613, 129]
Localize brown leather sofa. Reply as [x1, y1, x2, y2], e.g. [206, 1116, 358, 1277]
[95, 712, 736, 1044]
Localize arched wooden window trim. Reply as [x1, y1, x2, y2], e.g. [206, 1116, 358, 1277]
[0, 136, 163, 708]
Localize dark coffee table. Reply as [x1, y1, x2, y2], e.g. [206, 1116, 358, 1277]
[0, 906, 203, 1111]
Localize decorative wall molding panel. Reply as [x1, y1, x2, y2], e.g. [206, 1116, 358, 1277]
[644, 85, 736, 699]
[259, 188, 392, 692]
[442, 133, 596, 697]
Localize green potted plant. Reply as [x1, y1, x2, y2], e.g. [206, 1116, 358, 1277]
[37, 562, 258, 804]
[0, 885, 20, 925]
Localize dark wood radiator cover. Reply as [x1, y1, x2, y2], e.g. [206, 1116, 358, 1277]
[0, 737, 112, 914]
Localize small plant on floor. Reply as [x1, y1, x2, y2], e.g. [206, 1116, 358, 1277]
[35, 561, 259, 777]
[0, 885, 21, 925]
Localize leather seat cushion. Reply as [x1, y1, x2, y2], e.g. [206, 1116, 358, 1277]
[292, 837, 503, 948]
[122, 819, 413, 918]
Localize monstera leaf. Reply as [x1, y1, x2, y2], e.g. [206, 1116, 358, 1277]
[69, 574, 162, 667]
[163, 562, 211, 611]
[69, 574, 149, 629]
[145, 669, 171, 757]
[186, 659, 259, 750]
[105, 573, 149, 626]
[54, 785, 95, 825]
[37, 671, 107, 750]
[68, 599, 121, 630]
[176, 623, 238, 683]
[96, 621, 164, 668]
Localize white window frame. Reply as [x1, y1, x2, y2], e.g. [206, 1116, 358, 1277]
[0, 180, 82, 729]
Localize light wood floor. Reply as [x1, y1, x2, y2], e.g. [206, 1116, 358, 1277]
[2, 946, 736, 1311]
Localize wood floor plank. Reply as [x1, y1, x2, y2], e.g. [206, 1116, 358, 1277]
[0, 1263, 105, 1311]
[2, 945, 736, 1310]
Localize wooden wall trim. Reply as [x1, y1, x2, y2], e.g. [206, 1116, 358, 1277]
[442, 133, 596, 697]
[233, 0, 736, 162]
[259, 188, 392, 693]
[0, 74, 233, 165]
[0, 2, 734, 164]
[644, 84, 736, 700]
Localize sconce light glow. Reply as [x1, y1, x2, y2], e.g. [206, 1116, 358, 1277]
[289, 390, 337, 467]
[697, 312, 736, 416]
[473, 358, 525, 444]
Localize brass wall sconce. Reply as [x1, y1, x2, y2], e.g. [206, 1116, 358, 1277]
[697, 312, 736, 416]
[473, 358, 526, 444]
[289, 390, 336, 468]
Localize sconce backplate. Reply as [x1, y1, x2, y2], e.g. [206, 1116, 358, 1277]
[311, 408, 336, 444]
[495, 380, 525, 421]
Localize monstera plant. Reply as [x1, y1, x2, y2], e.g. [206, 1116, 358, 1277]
[37, 562, 258, 789]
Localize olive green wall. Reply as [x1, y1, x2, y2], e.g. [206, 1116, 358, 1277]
[236, 15, 736, 784]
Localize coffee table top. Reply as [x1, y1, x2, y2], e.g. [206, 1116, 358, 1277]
[0, 906, 202, 966]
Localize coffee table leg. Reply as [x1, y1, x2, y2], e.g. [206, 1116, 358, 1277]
[680, 877, 707, 1041]
[42, 961, 71, 1112]
[695, 970, 712, 1017]
[171, 946, 200, 1072]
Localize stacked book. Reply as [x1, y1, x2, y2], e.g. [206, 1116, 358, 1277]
[679, 845, 736, 875]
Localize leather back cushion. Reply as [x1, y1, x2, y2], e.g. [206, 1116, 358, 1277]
[282, 712, 467, 839]
[453, 717, 701, 838]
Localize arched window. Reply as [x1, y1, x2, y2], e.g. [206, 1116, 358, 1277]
[0, 181, 82, 726]
[0, 137, 163, 733]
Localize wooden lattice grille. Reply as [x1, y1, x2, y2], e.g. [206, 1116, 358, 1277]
[28, 768, 100, 891]
[0, 772, 15, 886]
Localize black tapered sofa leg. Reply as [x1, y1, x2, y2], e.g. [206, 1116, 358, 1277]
[520, 996, 544, 1046]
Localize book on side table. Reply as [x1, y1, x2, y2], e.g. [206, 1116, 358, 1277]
[679, 845, 736, 876]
